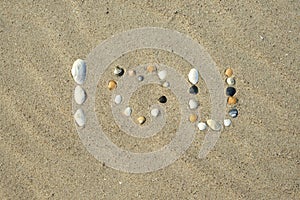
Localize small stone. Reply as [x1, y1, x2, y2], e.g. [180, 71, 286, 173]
[162, 81, 170, 88]
[188, 68, 199, 85]
[226, 87, 236, 96]
[189, 99, 199, 110]
[114, 95, 122, 104]
[226, 77, 235, 86]
[197, 122, 207, 131]
[158, 70, 167, 80]
[147, 65, 156, 73]
[227, 96, 238, 105]
[74, 108, 86, 127]
[150, 108, 160, 117]
[71, 59, 86, 85]
[189, 114, 198, 123]
[137, 116, 146, 125]
[124, 107, 132, 117]
[229, 108, 238, 118]
[114, 66, 124, 76]
[225, 68, 233, 77]
[189, 85, 198, 94]
[108, 80, 117, 90]
[224, 119, 231, 127]
[207, 119, 222, 131]
[137, 75, 144, 81]
[74, 85, 87, 105]
[158, 96, 167, 103]
[128, 70, 136, 76]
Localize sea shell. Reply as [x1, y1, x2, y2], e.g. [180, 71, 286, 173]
[114, 66, 124, 76]
[137, 116, 146, 125]
[137, 75, 144, 81]
[71, 59, 86, 85]
[151, 108, 160, 117]
[229, 108, 238, 118]
[74, 85, 86, 105]
[225, 68, 233, 77]
[226, 87, 236, 96]
[114, 95, 122, 104]
[197, 122, 207, 131]
[124, 107, 132, 117]
[147, 65, 156, 73]
[158, 96, 167, 103]
[74, 108, 86, 127]
[227, 96, 237, 105]
[188, 68, 199, 85]
[189, 99, 199, 110]
[224, 119, 232, 127]
[189, 114, 198, 123]
[108, 80, 117, 90]
[158, 70, 167, 80]
[226, 77, 235, 86]
[189, 85, 198, 94]
[207, 119, 221, 131]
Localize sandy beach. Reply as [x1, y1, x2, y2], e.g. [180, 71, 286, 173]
[0, 0, 299, 199]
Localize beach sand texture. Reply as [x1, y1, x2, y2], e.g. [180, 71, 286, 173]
[0, 0, 299, 199]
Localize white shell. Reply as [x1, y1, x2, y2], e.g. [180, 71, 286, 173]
[226, 77, 235, 86]
[124, 107, 132, 117]
[158, 70, 167, 80]
[207, 119, 222, 131]
[188, 68, 199, 85]
[71, 59, 86, 84]
[197, 122, 207, 131]
[74, 108, 86, 127]
[151, 108, 160, 117]
[188, 99, 199, 110]
[162, 81, 170, 88]
[74, 85, 86, 105]
[114, 95, 122, 104]
[224, 119, 232, 127]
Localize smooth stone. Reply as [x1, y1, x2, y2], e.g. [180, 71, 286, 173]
[188, 68, 199, 85]
[74, 108, 86, 127]
[108, 80, 117, 90]
[189, 85, 198, 94]
[207, 119, 222, 131]
[197, 122, 207, 131]
[71, 59, 86, 85]
[114, 66, 124, 76]
[229, 108, 238, 118]
[226, 87, 236, 96]
[137, 75, 144, 81]
[137, 116, 146, 125]
[158, 96, 167, 103]
[224, 119, 232, 127]
[189, 99, 199, 110]
[147, 65, 156, 73]
[128, 70, 136, 76]
[114, 95, 122, 104]
[74, 85, 86, 105]
[162, 81, 170, 88]
[226, 77, 235, 86]
[158, 70, 167, 80]
[151, 108, 160, 117]
[124, 107, 132, 117]
[225, 68, 233, 77]
[227, 96, 238, 105]
[189, 114, 198, 123]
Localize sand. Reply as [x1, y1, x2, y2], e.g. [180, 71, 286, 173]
[0, 0, 299, 199]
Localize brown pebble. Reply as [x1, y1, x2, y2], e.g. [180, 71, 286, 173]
[108, 80, 117, 90]
[137, 116, 146, 125]
[227, 96, 237, 105]
[146, 65, 156, 73]
[225, 68, 233, 77]
[189, 114, 198, 123]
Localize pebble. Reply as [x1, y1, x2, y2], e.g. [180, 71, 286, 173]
[226, 77, 235, 86]
[189, 85, 198, 95]
[158, 96, 167, 103]
[224, 119, 232, 127]
[74, 108, 86, 127]
[189, 99, 199, 110]
[207, 119, 222, 131]
[114, 66, 124, 76]
[74, 85, 87, 105]
[147, 65, 156, 73]
[158, 70, 167, 80]
[71, 59, 86, 85]
[114, 95, 122, 104]
[137, 75, 144, 81]
[188, 68, 199, 85]
[229, 108, 238, 118]
[162, 81, 170, 88]
[227, 96, 238, 105]
[137, 116, 146, 125]
[189, 114, 198, 123]
[150, 108, 160, 117]
[225, 68, 233, 77]
[128, 70, 136, 76]
[226, 87, 236, 96]
[108, 80, 117, 90]
[124, 107, 132, 117]
[197, 122, 207, 131]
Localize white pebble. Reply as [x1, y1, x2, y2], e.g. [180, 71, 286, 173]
[74, 85, 86, 105]
[162, 81, 170, 88]
[207, 119, 222, 131]
[197, 122, 207, 131]
[188, 99, 199, 110]
[74, 108, 86, 127]
[226, 77, 235, 86]
[224, 119, 232, 127]
[188, 68, 199, 85]
[124, 107, 132, 116]
[71, 59, 86, 84]
[114, 95, 122, 104]
[158, 70, 167, 80]
[150, 108, 160, 117]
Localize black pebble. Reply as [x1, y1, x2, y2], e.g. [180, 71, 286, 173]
[229, 108, 238, 118]
[158, 96, 167, 103]
[226, 87, 236, 96]
[189, 85, 198, 95]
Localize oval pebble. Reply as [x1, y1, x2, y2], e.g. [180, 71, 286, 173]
[74, 85, 86, 105]
[150, 108, 160, 117]
[197, 122, 207, 131]
[225, 68, 233, 77]
[128, 70, 136, 76]
[207, 119, 222, 131]
[188, 68, 199, 85]
[114, 95, 122, 104]
[189, 85, 198, 95]
[124, 107, 132, 117]
[114, 66, 124, 76]
[224, 119, 232, 127]
[229, 108, 238, 118]
[108, 80, 117, 90]
[137, 75, 144, 81]
[158, 70, 167, 80]
[189, 114, 198, 123]
[227, 96, 237, 105]
[74, 108, 86, 127]
[71, 59, 86, 85]
[226, 87, 236, 96]
[162, 81, 170, 88]
[147, 65, 156, 73]
[137, 116, 146, 125]
[226, 77, 235, 86]
[158, 96, 167, 103]
[189, 99, 199, 110]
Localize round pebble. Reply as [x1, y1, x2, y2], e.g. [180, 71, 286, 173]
[226, 87, 236, 96]
[224, 119, 231, 127]
[225, 68, 233, 77]
[74, 108, 86, 127]
[229, 108, 238, 118]
[147, 65, 156, 73]
[189, 85, 198, 95]
[189, 99, 199, 110]
[137, 75, 144, 81]
[128, 70, 136, 76]
[158, 96, 167, 103]
[158, 70, 167, 80]
[108, 80, 117, 90]
[124, 107, 132, 117]
[207, 119, 221, 131]
[197, 122, 207, 131]
[226, 77, 235, 86]
[137, 116, 146, 125]
[114, 95, 122, 104]
[150, 108, 160, 117]
[162, 81, 170, 88]
[189, 114, 198, 123]
[114, 66, 124, 76]
[227, 96, 238, 105]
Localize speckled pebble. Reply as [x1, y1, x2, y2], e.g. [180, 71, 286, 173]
[229, 108, 238, 118]
[197, 122, 207, 131]
[189, 85, 198, 95]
